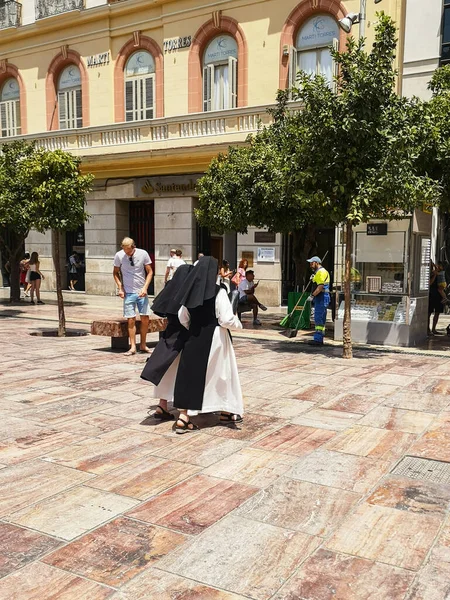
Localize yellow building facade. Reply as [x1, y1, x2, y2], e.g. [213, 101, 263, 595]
[0, 0, 406, 303]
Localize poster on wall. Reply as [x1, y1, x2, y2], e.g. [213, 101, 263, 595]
[257, 247, 275, 262]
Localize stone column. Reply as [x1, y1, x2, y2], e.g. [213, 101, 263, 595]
[237, 228, 282, 307]
[84, 198, 129, 295]
[153, 196, 196, 295]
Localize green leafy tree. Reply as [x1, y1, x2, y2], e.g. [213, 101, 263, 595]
[0, 141, 39, 302]
[197, 14, 439, 357]
[26, 149, 94, 336]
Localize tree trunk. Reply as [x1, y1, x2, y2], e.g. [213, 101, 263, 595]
[342, 221, 353, 359]
[292, 225, 316, 291]
[9, 247, 22, 303]
[52, 230, 66, 337]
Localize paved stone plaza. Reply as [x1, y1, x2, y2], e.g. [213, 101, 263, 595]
[1, 293, 450, 599]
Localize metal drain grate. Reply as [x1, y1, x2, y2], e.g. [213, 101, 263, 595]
[391, 456, 450, 485]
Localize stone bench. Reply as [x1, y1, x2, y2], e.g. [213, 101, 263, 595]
[91, 317, 167, 350]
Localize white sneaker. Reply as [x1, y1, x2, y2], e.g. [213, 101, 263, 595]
[253, 319, 262, 326]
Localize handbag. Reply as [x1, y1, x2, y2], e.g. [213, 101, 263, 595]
[231, 272, 240, 287]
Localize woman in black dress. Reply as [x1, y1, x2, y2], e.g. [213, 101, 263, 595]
[140, 264, 193, 419]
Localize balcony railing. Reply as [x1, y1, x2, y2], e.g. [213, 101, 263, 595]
[0, 105, 286, 157]
[0, 0, 22, 29]
[36, 0, 83, 20]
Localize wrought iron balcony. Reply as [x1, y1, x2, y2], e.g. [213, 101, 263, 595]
[36, 0, 84, 20]
[0, 1, 22, 29]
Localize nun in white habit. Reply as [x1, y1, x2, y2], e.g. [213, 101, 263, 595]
[172, 256, 244, 433]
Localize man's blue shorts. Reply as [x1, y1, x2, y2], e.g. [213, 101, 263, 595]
[123, 293, 150, 318]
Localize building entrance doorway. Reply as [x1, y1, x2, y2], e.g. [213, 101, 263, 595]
[129, 201, 155, 295]
[210, 237, 223, 263]
[66, 225, 85, 291]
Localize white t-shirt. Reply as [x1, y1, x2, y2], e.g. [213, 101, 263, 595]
[114, 248, 152, 294]
[238, 278, 254, 299]
[166, 257, 186, 280]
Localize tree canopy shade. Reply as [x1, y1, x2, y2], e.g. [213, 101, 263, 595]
[196, 13, 441, 357]
[0, 141, 93, 335]
[0, 141, 40, 302]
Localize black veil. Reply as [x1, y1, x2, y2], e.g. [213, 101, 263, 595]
[173, 256, 218, 309]
[151, 264, 194, 316]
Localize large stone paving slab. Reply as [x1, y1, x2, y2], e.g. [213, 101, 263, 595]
[127, 474, 257, 535]
[273, 548, 414, 600]
[111, 568, 247, 599]
[236, 477, 360, 537]
[0, 561, 114, 599]
[43, 517, 186, 588]
[5, 486, 139, 541]
[158, 515, 321, 600]
[326, 503, 443, 570]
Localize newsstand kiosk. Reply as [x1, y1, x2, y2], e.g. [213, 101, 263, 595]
[334, 211, 432, 347]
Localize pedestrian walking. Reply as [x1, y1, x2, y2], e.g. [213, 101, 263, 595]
[165, 249, 185, 283]
[28, 252, 45, 305]
[20, 252, 30, 297]
[140, 264, 194, 420]
[172, 256, 244, 433]
[307, 256, 330, 346]
[68, 251, 81, 291]
[428, 261, 447, 335]
[219, 259, 234, 294]
[113, 237, 153, 356]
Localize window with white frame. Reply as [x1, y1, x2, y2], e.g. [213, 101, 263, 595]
[0, 78, 21, 137]
[125, 51, 155, 122]
[58, 65, 82, 129]
[289, 14, 339, 88]
[203, 35, 238, 112]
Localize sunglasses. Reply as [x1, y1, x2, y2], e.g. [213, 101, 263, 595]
[128, 256, 134, 267]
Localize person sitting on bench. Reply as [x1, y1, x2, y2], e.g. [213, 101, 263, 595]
[238, 270, 267, 326]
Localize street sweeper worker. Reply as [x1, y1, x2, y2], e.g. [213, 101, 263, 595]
[307, 256, 330, 346]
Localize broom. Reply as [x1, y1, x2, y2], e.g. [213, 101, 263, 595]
[280, 281, 312, 338]
[280, 250, 329, 338]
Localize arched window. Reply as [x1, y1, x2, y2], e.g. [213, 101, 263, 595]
[203, 35, 238, 111]
[0, 78, 21, 137]
[290, 14, 339, 88]
[125, 51, 155, 122]
[58, 65, 82, 130]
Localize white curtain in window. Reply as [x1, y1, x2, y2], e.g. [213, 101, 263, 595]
[319, 48, 333, 87]
[298, 50, 316, 78]
[203, 35, 238, 112]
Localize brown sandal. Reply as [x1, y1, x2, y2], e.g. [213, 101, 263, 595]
[220, 413, 243, 424]
[175, 416, 200, 434]
[150, 406, 175, 421]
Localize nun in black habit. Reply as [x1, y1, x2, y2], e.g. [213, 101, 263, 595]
[140, 264, 193, 420]
[172, 256, 244, 433]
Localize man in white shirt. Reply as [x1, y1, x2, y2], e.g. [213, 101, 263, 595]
[113, 237, 153, 356]
[238, 270, 267, 326]
[164, 249, 186, 283]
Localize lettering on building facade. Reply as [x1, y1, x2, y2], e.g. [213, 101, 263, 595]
[135, 175, 201, 197]
[87, 52, 110, 68]
[163, 36, 192, 52]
